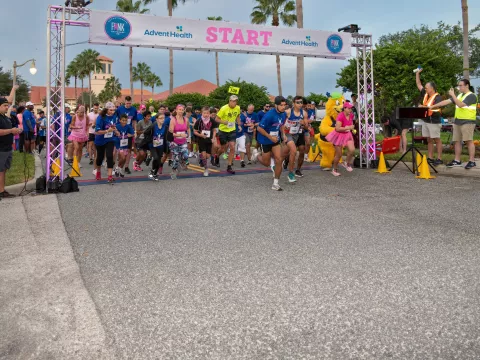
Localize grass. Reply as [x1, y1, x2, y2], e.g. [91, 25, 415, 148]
[6, 152, 35, 187]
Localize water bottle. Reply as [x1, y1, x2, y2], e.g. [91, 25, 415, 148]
[413, 65, 422, 74]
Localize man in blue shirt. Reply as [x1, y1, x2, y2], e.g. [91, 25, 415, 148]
[240, 104, 258, 165]
[256, 103, 271, 122]
[37, 111, 46, 154]
[252, 96, 287, 191]
[23, 102, 37, 153]
[116, 96, 138, 174]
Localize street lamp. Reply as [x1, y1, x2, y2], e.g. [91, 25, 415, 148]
[12, 59, 36, 105]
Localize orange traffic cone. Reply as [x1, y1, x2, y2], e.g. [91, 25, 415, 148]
[52, 157, 61, 177]
[69, 156, 82, 177]
[416, 155, 435, 179]
[375, 152, 390, 173]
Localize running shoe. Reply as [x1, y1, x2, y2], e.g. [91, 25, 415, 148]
[133, 161, 143, 171]
[89, 159, 94, 165]
[171, 170, 177, 180]
[331, 169, 341, 177]
[148, 171, 155, 180]
[189, 152, 195, 158]
[203, 169, 209, 177]
[114, 167, 120, 177]
[168, 159, 173, 167]
[247, 161, 252, 165]
[446, 160, 462, 168]
[271, 183, 283, 191]
[427, 158, 435, 164]
[107, 176, 114, 184]
[125, 167, 131, 174]
[295, 169, 304, 178]
[145, 156, 152, 166]
[215, 157, 220, 168]
[433, 159, 443, 166]
[222, 153, 228, 160]
[288, 172, 296, 183]
[227, 166, 235, 174]
[92, 169, 97, 176]
[465, 161, 476, 170]
[153, 175, 159, 181]
[340, 163, 353, 172]
[119, 169, 125, 178]
[95, 171, 101, 180]
[84, 152, 89, 158]
[241, 161, 245, 168]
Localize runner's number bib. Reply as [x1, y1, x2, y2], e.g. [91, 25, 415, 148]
[120, 138, 128, 147]
[227, 122, 235, 129]
[269, 131, 279, 137]
[153, 138, 164, 147]
[202, 130, 211, 138]
[104, 131, 113, 138]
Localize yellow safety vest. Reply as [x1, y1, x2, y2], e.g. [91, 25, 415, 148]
[455, 92, 477, 121]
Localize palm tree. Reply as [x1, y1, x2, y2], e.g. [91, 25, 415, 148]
[296, 0, 304, 96]
[66, 60, 80, 101]
[145, 73, 163, 95]
[75, 49, 101, 108]
[99, 76, 122, 104]
[208, 16, 223, 86]
[116, 0, 150, 98]
[461, 0, 470, 80]
[251, 0, 296, 96]
[132, 62, 152, 102]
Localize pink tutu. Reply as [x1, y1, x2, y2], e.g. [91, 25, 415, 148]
[325, 130, 353, 146]
[68, 133, 88, 142]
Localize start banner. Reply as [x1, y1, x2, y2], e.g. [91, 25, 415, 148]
[89, 10, 351, 59]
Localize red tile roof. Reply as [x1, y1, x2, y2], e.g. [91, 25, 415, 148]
[30, 86, 89, 105]
[153, 79, 217, 101]
[97, 55, 114, 62]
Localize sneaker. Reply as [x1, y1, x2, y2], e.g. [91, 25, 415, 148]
[145, 157, 152, 166]
[188, 152, 195, 158]
[119, 169, 125, 178]
[341, 163, 353, 172]
[89, 159, 94, 165]
[107, 176, 114, 184]
[0, 191, 15, 198]
[295, 169, 304, 178]
[288, 172, 297, 183]
[203, 169, 209, 177]
[271, 183, 283, 191]
[433, 159, 443, 166]
[148, 171, 155, 180]
[78, 163, 82, 168]
[427, 157, 435, 164]
[446, 160, 462, 168]
[92, 168, 97, 176]
[153, 175, 159, 181]
[84, 152, 89, 158]
[168, 159, 173, 167]
[114, 168, 120, 177]
[171, 170, 177, 180]
[95, 171, 101, 180]
[241, 161, 245, 168]
[124, 167, 131, 174]
[251, 149, 259, 164]
[222, 153, 228, 160]
[227, 166, 235, 174]
[331, 169, 341, 177]
[465, 161, 476, 170]
[247, 161, 252, 165]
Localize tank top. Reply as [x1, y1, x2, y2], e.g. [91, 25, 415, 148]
[71, 115, 87, 137]
[172, 117, 188, 145]
[285, 108, 303, 134]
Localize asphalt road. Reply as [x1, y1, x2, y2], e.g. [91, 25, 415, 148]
[58, 168, 480, 359]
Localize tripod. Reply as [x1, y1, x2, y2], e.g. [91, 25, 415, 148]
[388, 137, 438, 175]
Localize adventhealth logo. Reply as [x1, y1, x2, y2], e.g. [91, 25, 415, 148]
[282, 36, 318, 47]
[144, 25, 193, 39]
[104, 16, 132, 41]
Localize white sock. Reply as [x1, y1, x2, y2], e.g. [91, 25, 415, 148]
[273, 178, 279, 186]
[270, 158, 275, 167]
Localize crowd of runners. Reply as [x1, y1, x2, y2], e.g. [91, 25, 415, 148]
[59, 94, 322, 191]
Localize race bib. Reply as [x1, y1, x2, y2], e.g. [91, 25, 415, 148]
[227, 122, 235, 129]
[104, 131, 113, 138]
[120, 138, 128, 147]
[290, 124, 299, 134]
[202, 130, 211, 137]
[127, 116, 133, 125]
[269, 131, 279, 137]
[247, 126, 253, 133]
[153, 138, 163, 147]
[299, 128, 303, 134]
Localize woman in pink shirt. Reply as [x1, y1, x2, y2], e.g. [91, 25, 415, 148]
[68, 105, 89, 165]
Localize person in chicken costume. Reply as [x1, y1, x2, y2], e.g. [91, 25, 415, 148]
[319, 92, 345, 170]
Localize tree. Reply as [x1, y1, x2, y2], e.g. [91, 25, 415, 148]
[116, 0, 150, 98]
[305, 92, 328, 105]
[251, 0, 296, 96]
[295, 0, 304, 96]
[66, 60, 80, 101]
[207, 16, 223, 86]
[75, 49, 101, 108]
[0, 63, 29, 104]
[99, 76, 122, 104]
[462, 0, 469, 80]
[164, 92, 209, 109]
[144, 72, 163, 95]
[337, 22, 480, 114]
[77, 91, 99, 108]
[132, 62, 152, 102]
[208, 79, 271, 111]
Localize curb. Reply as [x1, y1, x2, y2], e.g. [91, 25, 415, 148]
[394, 161, 480, 178]
[5, 154, 43, 195]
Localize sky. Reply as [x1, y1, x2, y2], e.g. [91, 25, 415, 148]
[1, 0, 479, 97]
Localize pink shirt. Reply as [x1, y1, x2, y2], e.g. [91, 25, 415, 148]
[87, 112, 98, 134]
[70, 115, 87, 137]
[337, 111, 354, 127]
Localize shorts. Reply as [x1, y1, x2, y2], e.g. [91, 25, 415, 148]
[24, 132, 35, 141]
[286, 133, 305, 147]
[236, 135, 246, 153]
[39, 136, 46, 143]
[117, 148, 129, 156]
[128, 137, 133, 149]
[0, 151, 13, 172]
[218, 130, 236, 145]
[88, 133, 95, 142]
[421, 122, 441, 139]
[164, 141, 171, 154]
[260, 142, 280, 154]
[198, 139, 212, 154]
[453, 123, 475, 142]
[245, 132, 254, 144]
[136, 142, 149, 152]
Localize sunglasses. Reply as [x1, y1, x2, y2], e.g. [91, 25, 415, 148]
[295, 101, 303, 104]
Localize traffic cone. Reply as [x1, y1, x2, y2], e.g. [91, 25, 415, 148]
[415, 152, 422, 174]
[375, 152, 390, 173]
[416, 155, 435, 179]
[52, 157, 61, 177]
[69, 156, 82, 177]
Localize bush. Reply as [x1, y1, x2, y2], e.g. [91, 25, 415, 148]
[208, 79, 271, 111]
[164, 93, 209, 110]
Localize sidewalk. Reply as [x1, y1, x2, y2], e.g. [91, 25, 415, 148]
[0, 195, 113, 359]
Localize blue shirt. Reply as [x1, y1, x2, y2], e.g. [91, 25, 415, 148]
[38, 117, 47, 137]
[115, 123, 134, 149]
[240, 112, 258, 134]
[22, 109, 36, 133]
[188, 116, 196, 136]
[257, 109, 286, 145]
[307, 109, 316, 121]
[65, 113, 72, 137]
[236, 122, 244, 138]
[151, 122, 168, 148]
[116, 106, 138, 126]
[257, 110, 266, 122]
[136, 113, 144, 122]
[95, 114, 118, 146]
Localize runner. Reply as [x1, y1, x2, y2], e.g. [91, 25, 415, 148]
[116, 96, 137, 174]
[209, 107, 220, 167]
[94, 102, 119, 183]
[169, 104, 190, 179]
[148, 105, 157, 117]
[304, 101, 316, 161]
[186, 106, 197, 158]
[114, 114, 134, 177]
[68, 105, 89, 167]
[159, 104, 173, 171]
[240, 104, 258, 165]
[134, 111, 153, 171]
[252, 96, 287, 191]
[257, 103, 271, 122]
[215, 95, 242, 174]
[37, 111, 46, 155]
[282, 96, 308, 182]
[148, 113, 168, 181]
[194, 106, 217, 177]
[87, 103, 99, 165]
[235, 117, 247, 168]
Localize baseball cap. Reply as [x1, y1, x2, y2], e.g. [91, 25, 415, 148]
[343, 102, 353, 109]
[229, 95, 238, 101]
[310, 101, 316, 105]
[274, 96, 286, 105]
[0, 97, 8, 106]
[140, 104, 146, 110]
[26, 101, 34, 106]
[105, 102, 115, 109]
[65, 103, 72, 109]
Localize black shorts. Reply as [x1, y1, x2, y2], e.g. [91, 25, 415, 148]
[24, 132, 35, 141]
[296, 133, 305, 147]
[218, 130, 236, 145]
[39, 136, 47, 143]
[198, 139, 212, 154]
[164, 141, 171, 154]
[128, 137, 133, 149]
[136, 143, 149, 152]
[260, 142, 280, 153]
[88, 133, 95, 142]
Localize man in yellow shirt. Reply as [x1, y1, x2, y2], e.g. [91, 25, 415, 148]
[215, 95, 242, 174]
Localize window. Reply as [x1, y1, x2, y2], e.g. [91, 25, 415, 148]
[101, 63, 106, 74]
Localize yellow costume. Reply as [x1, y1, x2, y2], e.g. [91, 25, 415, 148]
[319, 92, 345, 169]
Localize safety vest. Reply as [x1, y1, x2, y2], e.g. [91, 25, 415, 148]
[455, 92, 477, 121]
[423, 92, 440, 117]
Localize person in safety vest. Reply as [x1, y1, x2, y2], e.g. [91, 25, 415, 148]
[430, 78, 478, 170]
[416, 69, 444, 166]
